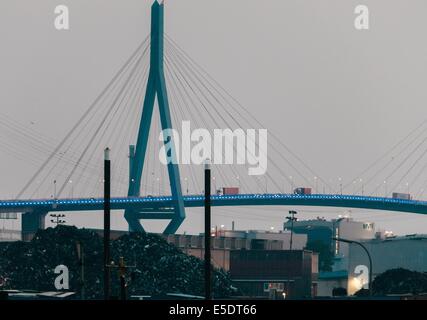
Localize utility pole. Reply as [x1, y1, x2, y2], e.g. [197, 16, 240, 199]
[285, 210, 297, 299]
[204, 159, 212, 300]
[384, 180, 387, 197]
[104, 147, 111, 300]
[107, 256, 136, 301]
[289, 176, 294, 194]
[287, 210, 297, 251]
[184, 177, 189, 195]
[314, 176, 318, 194]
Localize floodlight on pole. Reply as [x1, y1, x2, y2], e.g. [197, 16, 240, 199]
[332, 237, 373, 297]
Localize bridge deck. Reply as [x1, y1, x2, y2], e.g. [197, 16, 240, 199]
[1, 194, 427, 215]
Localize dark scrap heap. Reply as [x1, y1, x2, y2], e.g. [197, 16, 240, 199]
[0, 225, 233, 299]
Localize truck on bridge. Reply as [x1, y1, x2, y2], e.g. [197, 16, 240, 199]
[392, 192, 411, 200]
[294, 187, 312, 195]
[222, 187, 240, 195]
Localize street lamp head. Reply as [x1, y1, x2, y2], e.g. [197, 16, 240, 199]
[104, 147, 110, 161]
[332, 237, 353, 244]
[204, 158, 211, 170]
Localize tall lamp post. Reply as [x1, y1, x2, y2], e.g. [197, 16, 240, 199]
[204, 159, 212, 300]
[285, 210, 297, 298]
[289, 176, 294, 194]
[104, 147, 111, 300]
[332, 237, 373, 297]
[184, 177, 189, 195]
[287, 210, 297, 251]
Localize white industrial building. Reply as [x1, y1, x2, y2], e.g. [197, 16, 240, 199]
[284, 216, 375, 270]
[347, 234, 427, 295]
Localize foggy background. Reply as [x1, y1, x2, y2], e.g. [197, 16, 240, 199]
[1, 0, 427, 235]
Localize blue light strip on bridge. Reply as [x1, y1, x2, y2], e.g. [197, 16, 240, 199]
[0, 193, 426, 209]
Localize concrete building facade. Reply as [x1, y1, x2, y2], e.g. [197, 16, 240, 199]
[229, 250, 319, 299]
[165, 230, 307, 271]
[284, 217, 375, 270]
[347, 234, 427, 295]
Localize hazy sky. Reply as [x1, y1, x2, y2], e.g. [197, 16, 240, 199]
[1, 0, 427, 235]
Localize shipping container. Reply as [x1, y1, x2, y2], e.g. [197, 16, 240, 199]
[294, 187, 312, 195]
[392, 192, 411, 200]
[223, 187, 239, 195]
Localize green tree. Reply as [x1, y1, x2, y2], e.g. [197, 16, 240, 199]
[355, 268, 427, 296]
[305, 240, 333, 272]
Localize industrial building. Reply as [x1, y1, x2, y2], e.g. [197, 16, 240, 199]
[283, 216, 377, 296]
[165, 229, 308, 271]
[0, 229, 21, 242]
[64, 228, 308, 272]
[229, 250, 318, 299]
[285, 216, 427, 296]
[283, 216, 375, 270]
[316, 270, 348, 297]
[0, 213, 20, 241]
[347, 233, 427, 295]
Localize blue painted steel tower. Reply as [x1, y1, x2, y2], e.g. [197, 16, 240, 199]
[125, 1, 185, 233]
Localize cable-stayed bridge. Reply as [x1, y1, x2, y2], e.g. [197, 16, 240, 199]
[2, 1, 427, 237]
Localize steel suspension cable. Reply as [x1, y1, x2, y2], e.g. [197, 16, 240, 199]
[165, 35, 328, 191]
[17, 37, 149, 199]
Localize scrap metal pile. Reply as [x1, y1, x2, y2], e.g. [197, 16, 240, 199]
[0, 226, 233, 299]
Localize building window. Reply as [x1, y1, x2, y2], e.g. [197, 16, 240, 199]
[264, 282, 285, 292]
[335, 228, 339, 255]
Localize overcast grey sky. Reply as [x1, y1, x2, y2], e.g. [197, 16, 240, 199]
[1, 0, 427, 235]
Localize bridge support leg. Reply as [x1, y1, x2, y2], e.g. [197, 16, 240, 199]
[124, 210, 145, 233]
[163, 217, 184, 235]
[21, 211, 47, 241]
[125, 2, 185, 234]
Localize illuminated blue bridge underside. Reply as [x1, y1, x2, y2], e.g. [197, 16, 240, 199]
[1, 194, 427, 216]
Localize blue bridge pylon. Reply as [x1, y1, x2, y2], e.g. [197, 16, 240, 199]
[125, 1, 185, 233]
